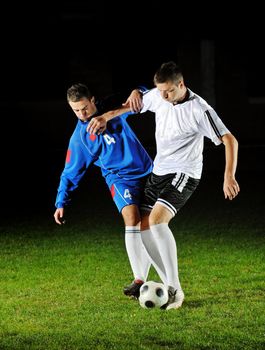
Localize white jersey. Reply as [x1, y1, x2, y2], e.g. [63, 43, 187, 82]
[141, 88, 230, 179]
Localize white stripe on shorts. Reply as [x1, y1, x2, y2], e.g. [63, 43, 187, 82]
[157, 198, 177, 217]
[171, 173, 189, 193]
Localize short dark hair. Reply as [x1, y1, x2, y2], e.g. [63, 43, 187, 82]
[154, 61, 183, 85]
[67, 83, 94, 102]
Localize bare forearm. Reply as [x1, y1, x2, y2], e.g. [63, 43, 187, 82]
[221, 133, 240, 200]
[103, 106, 131, 122]
[87, 106, 130, 134]
[223, 133, 238, 178]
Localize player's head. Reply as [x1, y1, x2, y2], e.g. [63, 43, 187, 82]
[154, 61, 186, 104]
[67, 83, 97, 122]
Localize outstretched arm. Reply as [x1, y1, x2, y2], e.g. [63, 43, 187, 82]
[87, 105, 131, 134]
[87, 89, 144, 134]
[221, 133, 240, 200]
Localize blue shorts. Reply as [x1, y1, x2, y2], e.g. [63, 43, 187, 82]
[109, 177, 147, 213]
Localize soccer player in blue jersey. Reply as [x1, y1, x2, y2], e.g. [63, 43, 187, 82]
[54, 83, 162, 298]
[88, 61, 240, 310]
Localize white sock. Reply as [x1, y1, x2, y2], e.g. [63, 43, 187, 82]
[125, 226, 151, 282]
[150, 223, 181, 291]
[141, 229, 167, 286]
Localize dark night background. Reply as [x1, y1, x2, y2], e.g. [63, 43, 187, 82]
[1, 2, 264, 222]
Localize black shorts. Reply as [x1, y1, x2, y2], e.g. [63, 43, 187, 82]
[140, 172, 200, 217]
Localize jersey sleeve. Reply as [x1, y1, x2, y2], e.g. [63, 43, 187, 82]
[140, 88, 158, 113]
[55, 136, 95, 208]
[197, 107, 230, 145]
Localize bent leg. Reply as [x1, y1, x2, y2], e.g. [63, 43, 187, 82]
[140, 211, 167, 285]
[149, 203, 182, 291]
[122, 205, 151, 282]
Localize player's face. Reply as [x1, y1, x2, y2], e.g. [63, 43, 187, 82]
[69, 98, 97, 122]
[156, 81, 183, 104]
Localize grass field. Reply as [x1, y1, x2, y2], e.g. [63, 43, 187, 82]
[0, 172, 264, 350]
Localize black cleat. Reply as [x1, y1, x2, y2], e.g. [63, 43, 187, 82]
[123, 280, 144, 299]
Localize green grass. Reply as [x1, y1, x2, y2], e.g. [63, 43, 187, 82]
[0, 176, 264, 349]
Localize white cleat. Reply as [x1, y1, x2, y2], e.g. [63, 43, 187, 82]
[160, 287, 184, 310]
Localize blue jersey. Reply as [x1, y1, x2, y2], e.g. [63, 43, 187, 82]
[55, 111, 153, 208]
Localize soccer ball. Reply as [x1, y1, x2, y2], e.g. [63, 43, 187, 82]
[139, 281, 168, 309]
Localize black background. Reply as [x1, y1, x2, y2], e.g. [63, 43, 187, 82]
[1, 2, 264, 220]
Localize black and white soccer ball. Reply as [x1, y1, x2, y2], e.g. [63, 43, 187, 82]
[139, 281, 168, 309]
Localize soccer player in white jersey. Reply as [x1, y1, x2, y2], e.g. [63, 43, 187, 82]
[88, 61, 240, 310]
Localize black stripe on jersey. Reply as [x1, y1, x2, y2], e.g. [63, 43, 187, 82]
[205, 110, 221, 138]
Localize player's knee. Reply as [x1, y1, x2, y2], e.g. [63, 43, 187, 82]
[122, 205, 141, 226]
[149, 216, 163, 226]
[149, 212, 171, 226]
[140, 212, 150, 230]
[149, 203, 173, 225]
[140, 222, 149, 231]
